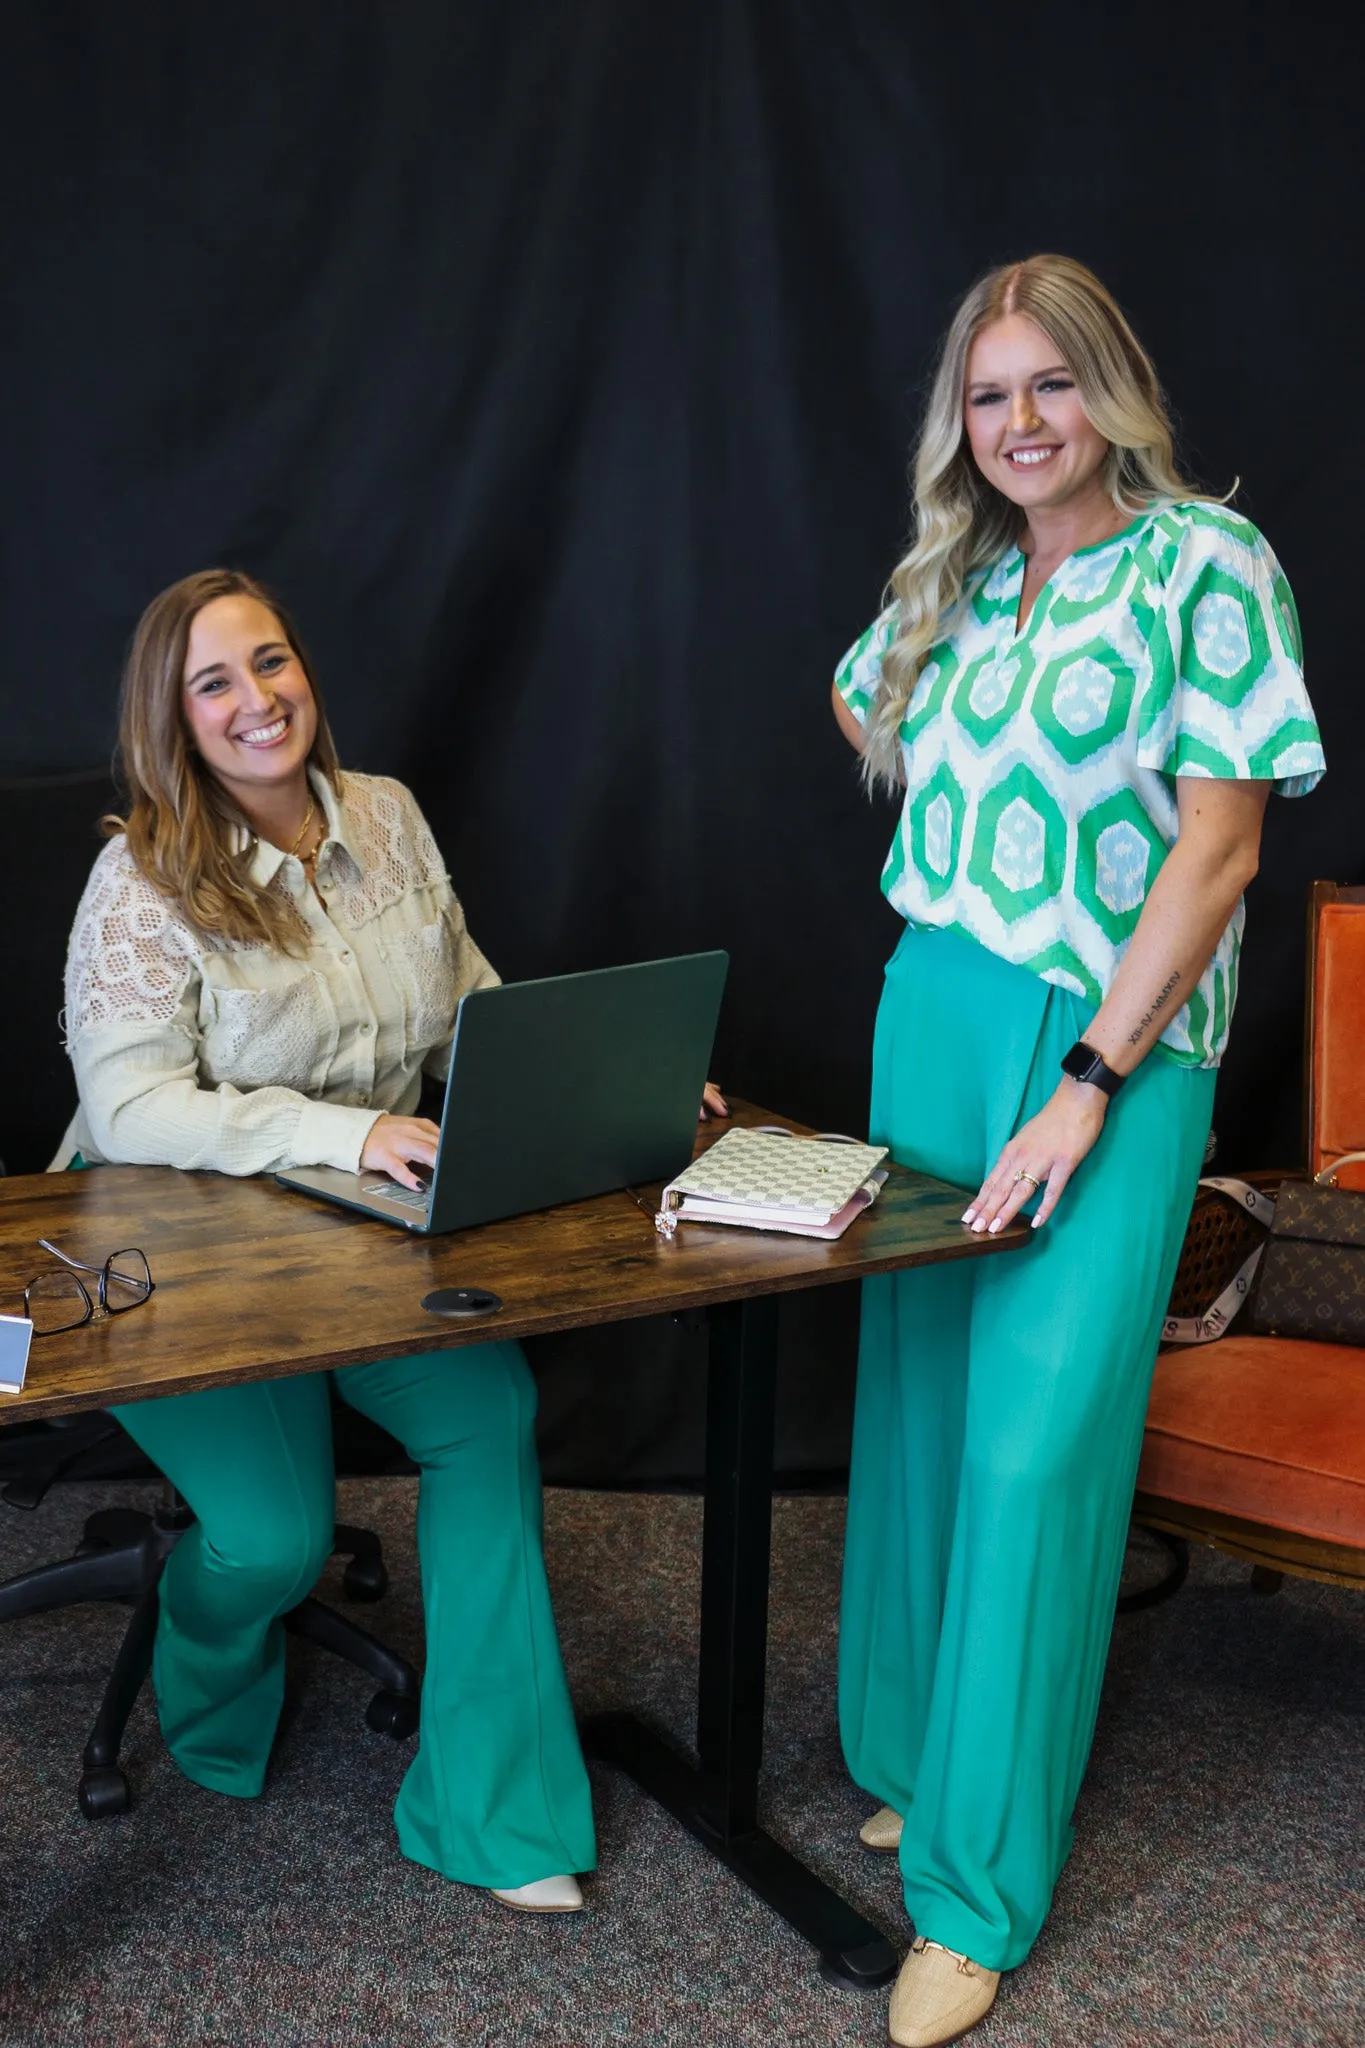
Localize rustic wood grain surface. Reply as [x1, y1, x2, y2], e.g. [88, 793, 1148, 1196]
[0, 1101, 1028, 1421]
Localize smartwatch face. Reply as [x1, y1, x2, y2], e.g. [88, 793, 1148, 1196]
[1061, 1044, 1098, 1083]
[1062, 1042, 1123, 1096]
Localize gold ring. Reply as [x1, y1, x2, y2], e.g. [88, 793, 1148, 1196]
[1013, 1171, 1042, 1190]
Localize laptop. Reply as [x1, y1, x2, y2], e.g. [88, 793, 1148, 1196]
[275, 950, 728, 1234]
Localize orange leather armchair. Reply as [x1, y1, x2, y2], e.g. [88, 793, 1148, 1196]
[1135, 884, 1365, 1594]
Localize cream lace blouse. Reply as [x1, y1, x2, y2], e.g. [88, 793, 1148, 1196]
[52, 770, 498, 1176]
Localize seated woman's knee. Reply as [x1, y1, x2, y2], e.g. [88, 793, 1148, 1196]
[197, 1501, 333, 1609]
[405, 1340, 538, 1464]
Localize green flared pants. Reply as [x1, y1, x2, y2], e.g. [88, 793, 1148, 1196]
[111, 1344, 596, 1890]
[838, 926, 1213, 1971]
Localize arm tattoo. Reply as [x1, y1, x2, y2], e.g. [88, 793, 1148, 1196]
[1127, 970, 1182, 1046]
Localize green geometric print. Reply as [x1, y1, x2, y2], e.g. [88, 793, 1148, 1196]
[834, 502, 1324, 1066]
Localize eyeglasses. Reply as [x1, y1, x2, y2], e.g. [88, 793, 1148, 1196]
[24, 1240, 155, 1337]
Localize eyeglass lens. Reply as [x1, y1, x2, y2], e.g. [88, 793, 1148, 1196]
[26, 1272, 92, 1336]
[103, 1249, 153, 1313]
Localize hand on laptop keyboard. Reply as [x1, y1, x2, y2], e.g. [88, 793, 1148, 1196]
[360, 1114, 440, 1191]
[360, 1178, 431, 1209]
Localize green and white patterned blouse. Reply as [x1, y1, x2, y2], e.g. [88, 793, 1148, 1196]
[835, 502, 1324, 1065]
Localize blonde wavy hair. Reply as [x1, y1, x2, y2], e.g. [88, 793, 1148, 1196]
[106, 567, 343, 954]
[862, 253, 1212, 792]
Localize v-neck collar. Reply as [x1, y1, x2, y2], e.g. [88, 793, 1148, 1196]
[1000, 508, 1158, 642]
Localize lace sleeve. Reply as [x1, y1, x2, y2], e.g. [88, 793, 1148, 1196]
[381, 783, 501, 1083]
[420, 894, 502, 1084]
[63, 838, 379, 1176]
[334, 774, 450, 926]
[64, 837, 196, 1040]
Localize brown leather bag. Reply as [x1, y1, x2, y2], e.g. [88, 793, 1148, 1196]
[1245, 1155, 1365, 1347]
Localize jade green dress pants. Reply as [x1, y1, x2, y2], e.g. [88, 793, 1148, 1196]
[111, 1344, 596, 1890]
[838, 926, 1213, 1971]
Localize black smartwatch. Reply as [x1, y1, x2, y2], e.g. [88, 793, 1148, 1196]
[1061, 1040, 1125, 1099]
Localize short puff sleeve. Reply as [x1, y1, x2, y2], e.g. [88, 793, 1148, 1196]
[833, 602, 899, 728]
[1135, 510, 1325, 796]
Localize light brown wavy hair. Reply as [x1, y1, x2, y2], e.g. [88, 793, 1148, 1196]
[105, 567, 342, 954]
[862, 253, 1216, 792]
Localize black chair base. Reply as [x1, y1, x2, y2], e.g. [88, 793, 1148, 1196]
[1117, 1524, 1190, 1613]
[0, 1499, 421, 1819]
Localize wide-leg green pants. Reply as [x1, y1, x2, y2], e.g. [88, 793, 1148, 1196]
[111, 1344, 597, 1890]
[838, 926, 1213, 1971]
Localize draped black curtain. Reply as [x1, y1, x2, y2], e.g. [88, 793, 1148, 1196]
[3, 2, 1360, 1480]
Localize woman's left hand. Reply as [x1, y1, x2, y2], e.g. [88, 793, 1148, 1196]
[699, 1081, 729, 1121]
[963, 1078, 1108, 1235]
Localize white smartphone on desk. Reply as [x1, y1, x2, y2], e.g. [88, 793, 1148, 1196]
[0, 1315, 34, 1395]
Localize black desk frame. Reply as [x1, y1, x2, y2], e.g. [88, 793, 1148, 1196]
[583, 1293, 898, 1991]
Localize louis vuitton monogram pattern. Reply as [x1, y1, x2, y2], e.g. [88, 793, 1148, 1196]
[1248, 1182, 1365, 1346]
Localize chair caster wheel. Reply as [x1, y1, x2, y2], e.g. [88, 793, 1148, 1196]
[366, 1689, 419, 1740]
[342, 1555, 388, 1602]
[79, 1766, 131, 1819]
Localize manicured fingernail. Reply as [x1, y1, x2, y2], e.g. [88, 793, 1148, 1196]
[988, 1218, 1003, 1234]
[962, 1209, 977, 1225]
[1031, 1215, 1044, 1229]
[971, 1218, 986, 1233]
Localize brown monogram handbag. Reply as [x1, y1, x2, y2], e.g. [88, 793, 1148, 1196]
[1245, 1154, 1365, 1347]
[1162, 1153, 1365, 1350]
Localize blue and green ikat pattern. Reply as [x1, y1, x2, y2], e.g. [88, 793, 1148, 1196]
[833, 502, 1324, 1065]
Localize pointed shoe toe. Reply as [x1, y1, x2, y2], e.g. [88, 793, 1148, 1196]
[888, 1937, 1000, 2047]
[489, 1874, 584, 1913]
[859, 1804, 904, 1852]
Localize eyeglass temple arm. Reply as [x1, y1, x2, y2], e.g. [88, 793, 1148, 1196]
[36, 1239, 105, 1278]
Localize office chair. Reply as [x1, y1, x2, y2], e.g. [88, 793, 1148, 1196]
[0, 1413, 420, 1818]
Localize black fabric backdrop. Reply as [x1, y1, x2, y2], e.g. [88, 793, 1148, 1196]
[2, 3, 1362, 1481]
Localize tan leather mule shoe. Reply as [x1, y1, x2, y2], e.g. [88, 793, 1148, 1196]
[859, 1804, 904, 1852]
[489, 1874, 584, 1913]
[888, 1936, 1000, 2046]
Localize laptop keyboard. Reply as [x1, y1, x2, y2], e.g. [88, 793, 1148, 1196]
[360, 1180, 431, 1211]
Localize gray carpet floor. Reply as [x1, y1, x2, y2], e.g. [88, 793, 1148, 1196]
[0, 1482, 1360, 2048]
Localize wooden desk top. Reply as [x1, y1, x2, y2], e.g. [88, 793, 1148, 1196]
[0, 1102, 1028, 1421]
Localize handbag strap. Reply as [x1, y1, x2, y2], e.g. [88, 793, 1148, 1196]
[1314, 1149, 1365, 1186]
[1161, 1176, 1276, 1347]
[1197, 1175, 1278, 1228]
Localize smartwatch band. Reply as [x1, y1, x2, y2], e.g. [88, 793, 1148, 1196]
[1060, 1040, 1125, 1098]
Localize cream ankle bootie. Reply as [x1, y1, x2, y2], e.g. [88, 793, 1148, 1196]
[489, 1874, 584, 1913]
[888, 1936, 1000, 2046]
[859, 1804, 904, 1852]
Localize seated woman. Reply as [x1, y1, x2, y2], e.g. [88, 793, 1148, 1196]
[55, 566, 722, 1910]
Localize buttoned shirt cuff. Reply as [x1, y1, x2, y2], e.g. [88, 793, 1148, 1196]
[293, 1099, 385, 1173]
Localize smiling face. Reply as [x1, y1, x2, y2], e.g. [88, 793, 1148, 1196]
[181, 594, 318, 810]
[963, 313, 1111, 517]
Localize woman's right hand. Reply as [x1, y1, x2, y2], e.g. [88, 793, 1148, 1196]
[360, 1114, 441, 1191]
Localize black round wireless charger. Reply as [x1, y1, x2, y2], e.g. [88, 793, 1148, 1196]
[422, 1287, 504, 1319]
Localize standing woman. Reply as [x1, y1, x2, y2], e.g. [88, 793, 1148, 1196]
[830, 256, 1323, 2045]
[55, 568, 603, 1910]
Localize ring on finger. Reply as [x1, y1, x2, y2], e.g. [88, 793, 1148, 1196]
[1012, 1170, 1043, 1191]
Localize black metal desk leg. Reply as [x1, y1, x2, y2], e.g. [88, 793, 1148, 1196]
[696, 1292, 778, 1839]
[583, 1294, 897, 1992]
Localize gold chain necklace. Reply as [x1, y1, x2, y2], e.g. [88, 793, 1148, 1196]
[288, 796, 317, 860]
